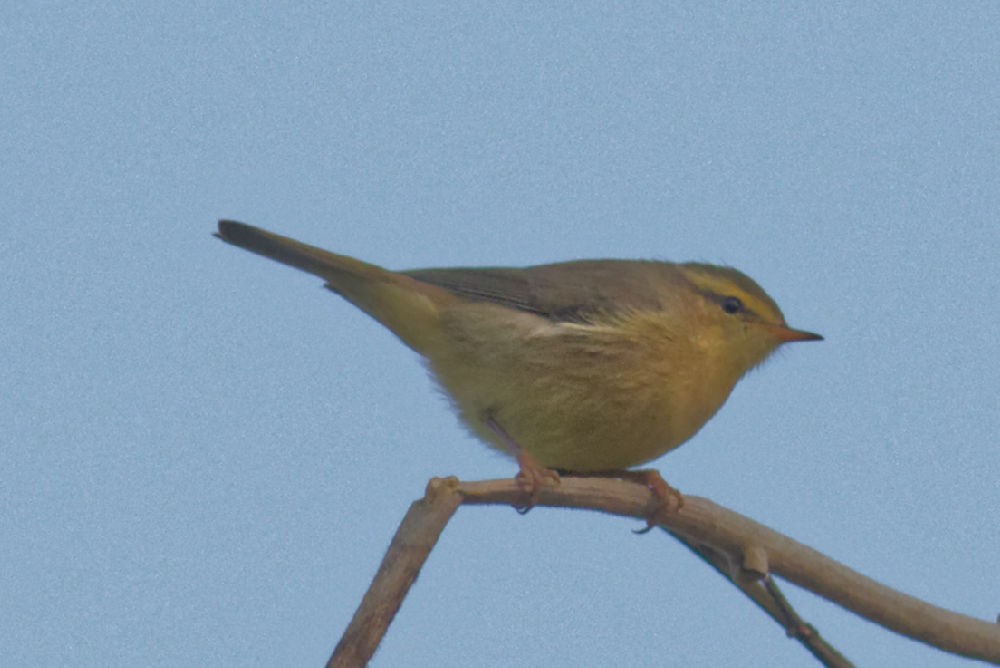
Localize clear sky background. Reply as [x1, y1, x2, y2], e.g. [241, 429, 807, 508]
[3, 3, 999, 666]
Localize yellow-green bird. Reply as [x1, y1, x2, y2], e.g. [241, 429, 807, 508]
[217, 220, 821, 497]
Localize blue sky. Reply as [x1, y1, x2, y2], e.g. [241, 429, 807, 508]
[3, 3, 998, 666]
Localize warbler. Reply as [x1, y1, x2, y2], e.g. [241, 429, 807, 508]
[216, 220, 821, 497]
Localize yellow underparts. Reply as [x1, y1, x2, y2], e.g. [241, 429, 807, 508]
[425, 304, 741, 471]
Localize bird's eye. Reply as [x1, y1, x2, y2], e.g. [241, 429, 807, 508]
[721, 296, 743, 314]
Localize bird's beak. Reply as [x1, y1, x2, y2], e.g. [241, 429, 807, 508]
[772, 324, 823, 343]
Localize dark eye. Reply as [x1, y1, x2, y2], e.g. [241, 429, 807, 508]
[721, 296, 743, 314]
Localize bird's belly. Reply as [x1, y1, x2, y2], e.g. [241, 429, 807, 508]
[425, 306, 734, 472]
[428, 348, 716, 472]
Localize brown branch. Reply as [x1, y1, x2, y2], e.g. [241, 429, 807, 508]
[328, 477, 1000, 666]
[327, 478, 461, 668]
[666, 530, 853, 667]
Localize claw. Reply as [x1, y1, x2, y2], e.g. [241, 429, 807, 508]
[627, 469, 683, 533]
[514, 451, 560, 512]
[484, 414, 559, 513]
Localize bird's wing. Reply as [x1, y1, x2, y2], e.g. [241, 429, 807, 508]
[404, 260, 680, 324]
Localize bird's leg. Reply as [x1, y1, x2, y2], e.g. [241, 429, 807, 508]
[616, 468, 684, 511]
[483, 415, 560, 511]
[623, 469, 683, 533]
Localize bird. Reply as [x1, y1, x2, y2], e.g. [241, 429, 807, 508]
[216, 220, 821, 506]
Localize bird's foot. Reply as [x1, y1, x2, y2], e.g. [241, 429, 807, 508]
[612, 469, 683, 534]
[513, 451, 560, 513]
[552, 468, 682, 531]
[483, 414, 559, 513]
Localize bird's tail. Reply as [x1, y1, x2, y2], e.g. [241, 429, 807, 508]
[216, 220, 455, 353]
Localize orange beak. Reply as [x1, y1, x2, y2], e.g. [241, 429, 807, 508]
[771, 325, 824, 343]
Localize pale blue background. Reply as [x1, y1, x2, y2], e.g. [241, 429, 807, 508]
[3, 3, 999, 666]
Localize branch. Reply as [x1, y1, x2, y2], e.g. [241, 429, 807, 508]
[327, 480, 461, 667]
[665, 529, 852, 666]
[328, 477, 1000, 667]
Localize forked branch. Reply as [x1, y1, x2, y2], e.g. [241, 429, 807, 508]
[328, 477, 1000, 667]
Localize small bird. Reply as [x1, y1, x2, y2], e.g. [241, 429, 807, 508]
[216, 220, 821, 503]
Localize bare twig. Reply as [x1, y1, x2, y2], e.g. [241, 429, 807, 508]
[328, 477, 1000, 666]
[667, 532, 853, 667]
[327, 478, 461, 668]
